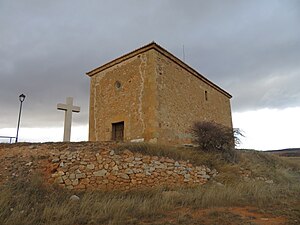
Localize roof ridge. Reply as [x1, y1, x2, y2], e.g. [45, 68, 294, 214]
[86, 42, 232, 98]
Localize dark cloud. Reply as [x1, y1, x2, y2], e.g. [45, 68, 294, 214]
[1, 0, 299, 129]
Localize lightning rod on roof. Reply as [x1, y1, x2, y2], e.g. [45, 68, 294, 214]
[182, 44, 185, 62]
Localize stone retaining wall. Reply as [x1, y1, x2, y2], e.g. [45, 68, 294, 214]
[49, 148, 217, 191]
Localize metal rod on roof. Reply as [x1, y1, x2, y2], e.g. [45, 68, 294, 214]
[183, 44, 185, 62]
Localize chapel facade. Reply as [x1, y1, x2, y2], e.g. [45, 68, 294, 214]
[86, 42, 232, 145]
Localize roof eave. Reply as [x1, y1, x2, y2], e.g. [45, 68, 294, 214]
[86, 42, 232, 99]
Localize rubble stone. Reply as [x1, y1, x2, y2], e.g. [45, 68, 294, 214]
[93, 169, 107, 177]
[42, 144, 214, 191]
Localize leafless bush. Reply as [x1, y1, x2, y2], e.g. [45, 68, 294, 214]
[191, 121, 243, 162]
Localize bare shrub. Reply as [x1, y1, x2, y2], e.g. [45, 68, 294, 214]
[191, 121, 243, 163]
[192, 121, 242, 151]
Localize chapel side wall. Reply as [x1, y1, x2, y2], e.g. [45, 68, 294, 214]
[89, 79, 96, 141]
[155, 51, 233, 145]
[89, 50, 159, 142]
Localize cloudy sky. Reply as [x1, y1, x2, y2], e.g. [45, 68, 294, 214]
[1, 0, 299, 150]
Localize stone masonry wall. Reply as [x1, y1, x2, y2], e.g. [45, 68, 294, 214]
[88, 44, 232, 145]
[89, 50, 158, 143]
[0, 142, 216, 191]
[0, 142, 275, 193]
[155, 51, 233, 145]
[47, 145, 216, 191]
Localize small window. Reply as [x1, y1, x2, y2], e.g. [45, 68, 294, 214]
[115, 81, 122, 90]
[205, 91, 208, 101]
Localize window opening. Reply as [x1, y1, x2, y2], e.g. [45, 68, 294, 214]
[115, 81, 122, 90]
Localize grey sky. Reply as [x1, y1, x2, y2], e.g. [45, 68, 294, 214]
[1, 0, 299, 129]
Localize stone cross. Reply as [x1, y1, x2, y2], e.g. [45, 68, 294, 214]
[57, 97, 80, 142]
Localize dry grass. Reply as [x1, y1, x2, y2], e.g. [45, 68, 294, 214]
[280, 156, 300, 167]
[0, 144, 300, 225]
[114, 142, 233, 169]
[238, 150, 300, 184]
[1, 177, 299, 225]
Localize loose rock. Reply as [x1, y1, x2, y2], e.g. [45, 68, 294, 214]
[69, 195, 80, 202]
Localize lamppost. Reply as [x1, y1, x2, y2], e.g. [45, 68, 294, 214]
[16, 94, 26, 143]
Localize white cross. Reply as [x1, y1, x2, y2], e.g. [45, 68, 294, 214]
[57, 97, 80, 142]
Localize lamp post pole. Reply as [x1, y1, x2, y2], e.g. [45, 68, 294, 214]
[16, 94, 25, 143]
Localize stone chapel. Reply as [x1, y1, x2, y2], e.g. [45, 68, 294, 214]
[86, 42, 232, 145]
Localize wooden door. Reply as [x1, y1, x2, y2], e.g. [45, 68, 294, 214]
[112, 122, 124, 141]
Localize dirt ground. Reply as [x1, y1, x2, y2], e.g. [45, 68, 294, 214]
[139, 207, 288, 225]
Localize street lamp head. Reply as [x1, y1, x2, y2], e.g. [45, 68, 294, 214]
[19, 94, 25, 102]
[16, 93, 26, 143]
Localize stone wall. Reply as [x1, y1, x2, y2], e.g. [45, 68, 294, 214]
[0, 142, 216, 191]
[47, 144, 216, 191]
[87, 43, 232, 145]
[88, 50, 159, 143]
[155, 50, 233, 144]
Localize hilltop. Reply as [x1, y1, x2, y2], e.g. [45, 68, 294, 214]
[265, 148, 300, 157]
[0, 142, 299, 224]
